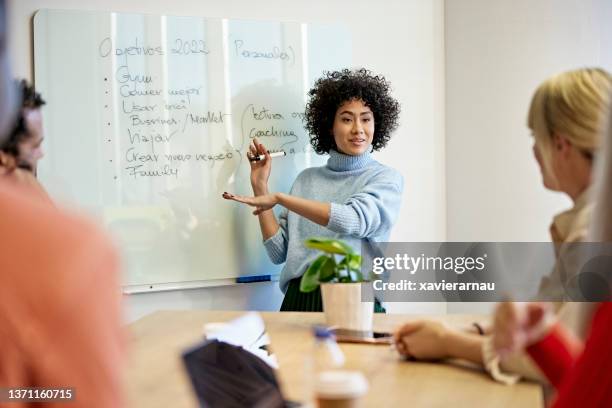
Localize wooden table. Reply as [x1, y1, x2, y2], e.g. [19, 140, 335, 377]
[126, 311, 542, 407]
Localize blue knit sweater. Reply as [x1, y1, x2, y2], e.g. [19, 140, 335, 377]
[263, 149, 404, 292]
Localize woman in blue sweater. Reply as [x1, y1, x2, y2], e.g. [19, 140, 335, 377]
[223, 68, 403, 311]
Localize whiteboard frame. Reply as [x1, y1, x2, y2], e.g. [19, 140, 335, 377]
[123, 275, 280, 294]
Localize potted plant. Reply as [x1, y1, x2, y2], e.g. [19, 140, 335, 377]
[300, 237, 374, 331]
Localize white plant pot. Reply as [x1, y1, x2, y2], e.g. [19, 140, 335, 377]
[320, 282, 373, 331]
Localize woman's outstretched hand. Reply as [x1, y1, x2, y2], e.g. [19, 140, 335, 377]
[222, 192, 279, 215]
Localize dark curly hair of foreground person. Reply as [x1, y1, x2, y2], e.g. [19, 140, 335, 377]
[304, 68, 400, 154]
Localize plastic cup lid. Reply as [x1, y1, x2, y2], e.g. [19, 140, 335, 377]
[315, 370, 368, 399]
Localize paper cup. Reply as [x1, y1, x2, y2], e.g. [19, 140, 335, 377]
[315, 370, 368, 408]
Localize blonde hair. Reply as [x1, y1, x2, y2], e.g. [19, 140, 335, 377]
[528, 68, 612, 177]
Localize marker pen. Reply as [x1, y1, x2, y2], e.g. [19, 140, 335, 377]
[248, 151, 286, 162]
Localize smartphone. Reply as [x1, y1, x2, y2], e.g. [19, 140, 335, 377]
[332, 328, 393, 345]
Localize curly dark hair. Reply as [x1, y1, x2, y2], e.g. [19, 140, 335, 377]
[1, 79, 45, 161]
[304, 68, 400, 154]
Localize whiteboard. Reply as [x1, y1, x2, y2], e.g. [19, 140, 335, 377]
[33, 9, 351, 292]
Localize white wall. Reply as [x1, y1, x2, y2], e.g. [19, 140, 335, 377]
[7, 0, 446, 320]
[445, 0, 612, 313]
[446, 0, 612, 241]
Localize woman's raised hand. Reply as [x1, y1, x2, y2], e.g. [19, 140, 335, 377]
[223, 138, 277, 215]
[248, 138, 272, 195]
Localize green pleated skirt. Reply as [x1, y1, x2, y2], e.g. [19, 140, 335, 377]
[280, 278, 386, 313]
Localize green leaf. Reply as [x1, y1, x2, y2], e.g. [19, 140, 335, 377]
[338, 274, 351, 283]
[300, 255, 335, 292]
[338, 254, 362, 271]
[318, 256, 337, 282]
[304, 237, 355, 255]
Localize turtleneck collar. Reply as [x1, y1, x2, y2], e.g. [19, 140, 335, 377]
[326, 149, 374, 172]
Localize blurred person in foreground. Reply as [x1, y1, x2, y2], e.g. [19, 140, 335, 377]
[493, 92, 612, 407]
[394, 68, 611, 385]
[0, 1, 125, 406]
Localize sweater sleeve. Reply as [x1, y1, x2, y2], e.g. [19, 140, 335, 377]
[327, 171, 403, 238]
[528, 304, 612, 408]
[526, 324, 578, 388]
[263, 207, 289, 264]
[494, 302, 594, 383]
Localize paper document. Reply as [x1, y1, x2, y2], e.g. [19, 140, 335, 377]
[204, 312, 278, 368]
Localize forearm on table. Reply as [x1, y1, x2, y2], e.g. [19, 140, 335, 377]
[445, 330, 485, 365]
[464, 321, 492, 336]
[276, 192, 331, 226]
